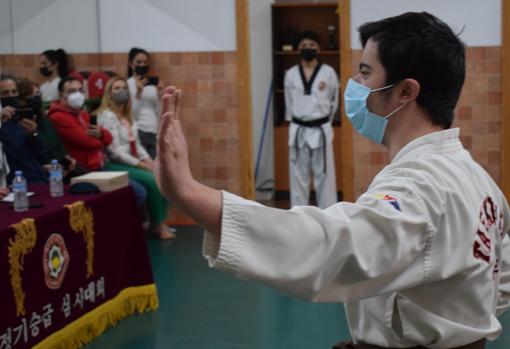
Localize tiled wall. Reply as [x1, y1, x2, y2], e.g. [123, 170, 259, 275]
[0, 52, 241, 194]
[351, 47, 502, 198]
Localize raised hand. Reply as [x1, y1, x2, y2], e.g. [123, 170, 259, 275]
[154, 85, 222, 236]
[154, 86, 193, 202]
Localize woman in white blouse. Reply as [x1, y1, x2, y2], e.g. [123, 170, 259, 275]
[96, 76, 174, 240]
[39, 49, 69, 103]
[126, 47, 160, 159]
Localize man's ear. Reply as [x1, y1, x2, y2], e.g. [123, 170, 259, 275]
[399, 78, 420, 103]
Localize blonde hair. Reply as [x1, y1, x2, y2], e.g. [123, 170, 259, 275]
[95, 76, 133, 124]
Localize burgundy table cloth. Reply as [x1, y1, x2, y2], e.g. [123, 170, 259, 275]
[0, 184, 158, 349]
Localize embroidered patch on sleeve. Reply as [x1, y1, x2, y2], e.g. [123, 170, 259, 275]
[374, 194, 401, 211]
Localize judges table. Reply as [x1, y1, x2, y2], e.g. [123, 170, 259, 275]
[0, 184, 159, 349]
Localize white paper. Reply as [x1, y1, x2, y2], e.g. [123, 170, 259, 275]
[1, 192, 35, 203]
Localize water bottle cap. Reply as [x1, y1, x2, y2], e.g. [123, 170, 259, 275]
[15, 170, 22, 175]
[51, 159, 58, 164]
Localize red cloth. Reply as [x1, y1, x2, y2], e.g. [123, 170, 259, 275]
[0, 185, 155, 348]
[48, 102, 112, 171]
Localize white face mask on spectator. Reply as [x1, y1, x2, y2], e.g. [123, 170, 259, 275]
[66, 91, 85, 110]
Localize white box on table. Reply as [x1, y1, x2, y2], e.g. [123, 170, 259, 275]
[70, 171, 129, 192]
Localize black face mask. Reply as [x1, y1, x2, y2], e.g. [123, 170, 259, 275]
[40, 66, 52, 77]
[134, 65, 149, 76]
[300, 48, 318, 62]
[0, 96, 19, 108]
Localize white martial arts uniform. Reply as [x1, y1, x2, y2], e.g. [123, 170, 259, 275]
[203, 128, 510, 348]
[284, 63, 339, 209]
[40, 77, 61, 102]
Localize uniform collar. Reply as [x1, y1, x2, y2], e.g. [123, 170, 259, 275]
[392, 128, 461, 163]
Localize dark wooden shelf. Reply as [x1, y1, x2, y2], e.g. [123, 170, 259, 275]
[275, 50, 339, 55]
[272, 2, 337, 9]
[272, 2, 341, 192]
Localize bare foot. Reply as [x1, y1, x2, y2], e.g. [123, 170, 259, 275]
[151, 223, 176, 240]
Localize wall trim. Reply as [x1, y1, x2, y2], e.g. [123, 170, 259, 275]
[339, 0, 354, 202]
[236, 0, 255, 199]
[502, 0, 510, 200]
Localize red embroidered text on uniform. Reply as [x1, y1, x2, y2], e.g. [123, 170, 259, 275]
[473, 197, 504, 264]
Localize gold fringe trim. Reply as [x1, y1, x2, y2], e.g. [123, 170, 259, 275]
[65, 201, 95, 278]
[8, 218, 37, 317]
[33, 284, 159, 349]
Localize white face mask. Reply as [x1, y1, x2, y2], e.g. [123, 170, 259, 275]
[66, 91, 85, 110]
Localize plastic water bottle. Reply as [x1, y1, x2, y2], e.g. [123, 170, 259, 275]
[49, 159, 64, 197]
[12, 170, 29, 212]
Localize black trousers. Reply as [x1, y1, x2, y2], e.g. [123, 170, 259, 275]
[138, 129, 157, 159]
[332, 339, 485, 349]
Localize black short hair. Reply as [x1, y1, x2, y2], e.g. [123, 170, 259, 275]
[0, 74, 16, 84]
[297, 31, 321, 47]
[58, 76, 81, 93]
[358, 12, 465, 128]
[127, 47, 150, 77]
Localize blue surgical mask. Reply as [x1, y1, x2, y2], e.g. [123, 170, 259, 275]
[344, 78, 407, 144]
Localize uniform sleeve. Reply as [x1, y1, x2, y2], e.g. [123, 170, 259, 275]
[203, 178, 433, 303]
[497, 234, 510, 316]
[284, 70, 293, 122]
[100, 113, 140, 167]
[329, 68, 339, 120]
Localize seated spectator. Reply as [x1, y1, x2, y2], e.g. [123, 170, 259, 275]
[16, 78, 83, 180]
[96, 77, 175, 240]
[0, 75, 49, 183]
[48, 76, 112, 172]
[127, 47, 161, 159]
[48, 76, 148, 208]
[39, 49, 69, 103]
[0, 103, 10, 189]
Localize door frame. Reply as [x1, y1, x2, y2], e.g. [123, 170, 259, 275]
[502, 0, 510, 199]
[339, 0, 354, 202]
[236, 0, 255, 199]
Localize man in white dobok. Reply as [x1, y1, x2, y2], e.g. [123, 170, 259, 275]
[154, 12, 510, 349]
[284, 30, 339, 209]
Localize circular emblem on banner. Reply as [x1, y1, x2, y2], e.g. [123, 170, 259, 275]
[43, 234, 70, 289]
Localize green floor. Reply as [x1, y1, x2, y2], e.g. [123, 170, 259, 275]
[86, 227, 510, 349]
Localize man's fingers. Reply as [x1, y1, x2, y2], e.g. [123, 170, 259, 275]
[161, 93, 172, 116]
[158, 111, 173, 150]
[172, 114, 184, 136]
[174, 89, 182, 118]
[160, 86, 178, 116]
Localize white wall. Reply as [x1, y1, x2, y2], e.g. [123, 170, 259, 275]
[0, 0, 13, 54]
[98, 0, 236, 52]
[0, 0, 237, 54]
[351, 0, 501, 49]
[249, 0, 274, 191]
[11, 0, 98, 53]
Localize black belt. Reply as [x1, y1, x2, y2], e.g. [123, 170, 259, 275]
[291, 116, 330, 173]
[332, 339, 485, 349]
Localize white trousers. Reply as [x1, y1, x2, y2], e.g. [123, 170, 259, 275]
[289, 142, 337, 209]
